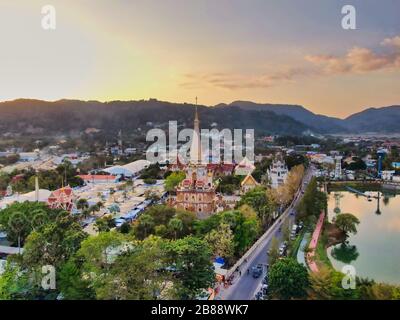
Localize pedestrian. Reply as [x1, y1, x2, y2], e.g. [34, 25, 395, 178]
[239, 271, 242, 276]
[247, 269, 249, 275]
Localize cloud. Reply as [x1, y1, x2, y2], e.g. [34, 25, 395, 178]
[306, 35, 400, 75]
[180, 67, 313, 90]
[180, 35, 400, 90]
[381, 35, 400, 48]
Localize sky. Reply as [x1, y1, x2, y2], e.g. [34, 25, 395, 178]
[0, 0, 399, 118]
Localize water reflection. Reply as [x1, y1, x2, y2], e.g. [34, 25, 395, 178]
[331, 242, 359, 264]
[327, 190, 400, 285]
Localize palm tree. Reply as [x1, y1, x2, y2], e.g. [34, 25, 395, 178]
[140, 214, 155, 238]
[77, 198, 89, 211]
[168, 217, 183, 240]
[108, 204, 120, 215]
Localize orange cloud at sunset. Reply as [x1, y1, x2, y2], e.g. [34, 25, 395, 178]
[306, 35, 400, 74]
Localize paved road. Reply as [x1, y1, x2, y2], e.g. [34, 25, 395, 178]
[219, 167, 314, 300]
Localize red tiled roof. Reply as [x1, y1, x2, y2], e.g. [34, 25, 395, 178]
[78, 175, 117, 181]
[47, 186, 74, 211]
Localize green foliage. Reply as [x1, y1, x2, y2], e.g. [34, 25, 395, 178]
[95, 237, 173, 300]
[285, 154, 308, 170]
[252, 159, 272, 183]
[119, 222, 132, 234]
[334, 213, 360, 237]
[310, 268, 360, 300]
[215, 175, 241, 195]
[165, 171, 185, 192]
[297, 177, 327, 219]
[268, 236, 280, 266]
[58, 258, 95, 300]
[204, 223, 235, 261]
[143, 178, 157, 185]
[269, 258, 310, 299]
[0, 201, 64, 246]
[67, 233, 214, 300]
[95, 215, 116, 232]
[330, 243, 359, 264]
[134, 205, 195, 240]
[140, 163, 161, 180]
[0, 263, 34, 300]
[22, 214, 87, 269]
[168, 218, 184, 240]
[76, 198, 89, 210]
[195, 210, 260, 257]
[343, 157, 367, 171]
[164, 236, 215, 299]
[238, 186, 275, 227]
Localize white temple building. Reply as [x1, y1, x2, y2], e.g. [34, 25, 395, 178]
[268, 158, 288, 189]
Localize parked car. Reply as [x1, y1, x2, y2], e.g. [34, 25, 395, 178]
[255, 291, 263, 300]
[279, 243, 288, 257]
[261, 284, 269, 296]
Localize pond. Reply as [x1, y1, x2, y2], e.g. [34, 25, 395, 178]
[327, 190, 400, 285]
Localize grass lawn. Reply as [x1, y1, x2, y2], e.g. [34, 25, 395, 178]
[314, 230, 334, 271]
[289, 229, 305, 258]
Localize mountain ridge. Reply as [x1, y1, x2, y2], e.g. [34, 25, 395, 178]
[0, 99, 399, 135]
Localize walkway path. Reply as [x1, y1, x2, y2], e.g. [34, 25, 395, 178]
[297, 232, 310, 268]
[306, 212, 325, 273]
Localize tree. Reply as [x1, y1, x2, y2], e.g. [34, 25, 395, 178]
[268, 258, 309, 299]
[143, 205, 176, 226]
[215, 175, 242, 195]
[164, 236, 215, 299]
[362, 282, 400, 300]
[135, 214, 155, 239]
[77, 198, 89, 211]
[140, 163, 161, 180]
[95, 215, 116, 232]
[345, 157, 366, 171]
[285, 165, 305, 198]
[168, 218, 184, 240]
[165, 171, 185, 192]
[334, 213, 360, 238]
[143, 178, 157, 185]
[282, 219, 291, 243]
[119, 222, 131, 234]
[0, 263, 34, 300]
[204, 223, 235, 260]
[232, 211, 260, 255]
[268, 236, 280, 266]
[95, 237, 174, 300]
[175, 210, 197, 236]
[331, 243, 359, 264]
[22, 214, 87, 269]
[0, 202, 63, 246]
[197, 210, 260, 257]
[238, 187, 274, 227]
[310, 267, 361, 300]
[58, 258, 95, 300]
[297, 178, 326, 219]
[77, 231, 128, 276]
[108, 204, 120, 215]
[285, 154, 308, 170]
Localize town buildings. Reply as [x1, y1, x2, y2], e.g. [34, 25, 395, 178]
[240, 174, 259, 193]
[268, 158, 288, 189]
